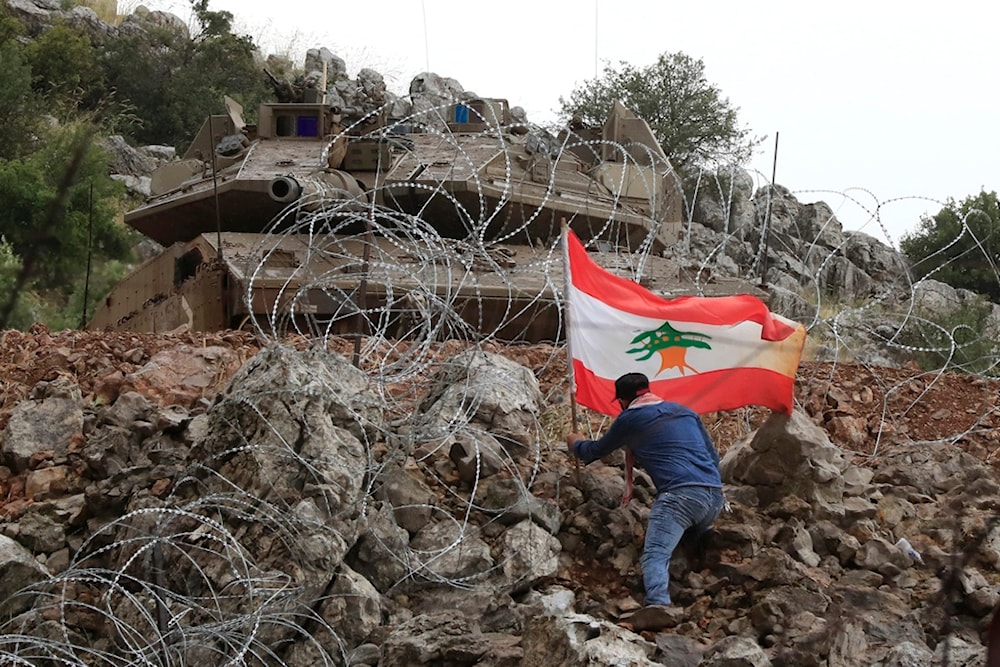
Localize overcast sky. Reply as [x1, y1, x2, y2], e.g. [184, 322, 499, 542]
[137, 0, 998, 247]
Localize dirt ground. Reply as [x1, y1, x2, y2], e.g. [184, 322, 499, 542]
[2, 326, 999, 468]
[3, 325, 1000, 630]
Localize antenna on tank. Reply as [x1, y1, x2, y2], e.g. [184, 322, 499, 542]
[80, 181, 94, 329]
[321, 61, 328, 105]
[594, 0, 599, 77]
[209, 114, 223, 262]
[421, 0, 430, 72]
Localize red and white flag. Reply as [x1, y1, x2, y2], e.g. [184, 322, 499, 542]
[564, 228, 806, 417]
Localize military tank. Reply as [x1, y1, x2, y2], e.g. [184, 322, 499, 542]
[88, 83, 689, 342]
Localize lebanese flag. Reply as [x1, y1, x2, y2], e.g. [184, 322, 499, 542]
[564, 228, 806, 417]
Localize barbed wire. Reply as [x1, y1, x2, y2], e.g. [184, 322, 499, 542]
[1, 93, 997, 664]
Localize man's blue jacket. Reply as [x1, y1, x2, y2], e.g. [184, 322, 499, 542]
[573, 399, 722, 494]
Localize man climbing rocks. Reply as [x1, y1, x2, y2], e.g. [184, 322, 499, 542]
[565, 372, 724, 623]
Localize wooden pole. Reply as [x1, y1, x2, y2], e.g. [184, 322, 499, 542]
[561, 221, 583, 481]
[561, 220, 580, 432]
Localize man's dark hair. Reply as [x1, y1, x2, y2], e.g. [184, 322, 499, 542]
[614, 372, 649, 402]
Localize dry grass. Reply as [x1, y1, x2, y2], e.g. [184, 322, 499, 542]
[76, 0, 120, 24]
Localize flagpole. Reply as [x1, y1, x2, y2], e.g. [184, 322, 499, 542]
[561, 220, 580, 433]
[561, 221, 585, 486]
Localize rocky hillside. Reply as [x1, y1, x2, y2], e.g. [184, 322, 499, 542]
[0, 327, 998, 666]
[4, 5, 1000, 665]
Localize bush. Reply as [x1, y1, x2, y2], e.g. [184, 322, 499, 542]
[0, 237, 41, 330]
[895, 297, 999, 375]
[900, 191, 1000, 303]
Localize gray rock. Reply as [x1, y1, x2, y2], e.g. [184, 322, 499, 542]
[406, 587, 523, 635]
[700, 635, 771, 666]
[769, 517, 821, 566]
[1, 377, 83, 471]
[0, 534, 49, 618]
[409, 520, 493, 583]
[100, 391, 153, 428]
[929, 636, 985, 666]
[416, 349, 541, 455]
[497, 519, 560, 592]
[408, 72, 468, 129]
[110, 173, 151, 197]
[349, 503, 412, 593]
[379, 610, 493, 665]
[376, 462, 436, 534]
[317, 564, 383, 649]
[853, 535, 912, 576]
[305, 47, 347, 81]
[720, 409, 849, 512]
[118, 6, 188, 39]
[477, 475, 561, 534]
[882, 640, 933, 667]
[103, 135, 157, 177]
[445, 433, 505, 485]
[140, 144, 177, 163]
[522, 613, 659, 666]
[348, 643, 380, 666]
[653, 633, 705, 666]
[14, 510, 65, 553]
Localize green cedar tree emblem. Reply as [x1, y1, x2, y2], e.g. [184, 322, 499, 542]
[627, 321, 712, 375]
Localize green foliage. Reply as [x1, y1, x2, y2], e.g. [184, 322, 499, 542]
[0, 236, 41, 330]
[0, 38, 42, 159]
[896, 297, 998, 375]
[4, 1, 268, 153]
[0, 239, 132, 332]
[0, 0, 278, 329]
[101, 25, 185, 147]
[102, 0, 268, 150]
[0, 123, 132, 293]
[900, 191, 1000, 303]
[25, 22, 105, 116]
[559, 52, 761, 173]
[0, 7, 26, 44]
[57, 258, 132, 329]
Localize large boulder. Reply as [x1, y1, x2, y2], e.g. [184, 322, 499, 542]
[191, 344, 381, 566]
[1, 377, 83, 472]
[720, 410, 851, 513]
[416, 350, 542, 456]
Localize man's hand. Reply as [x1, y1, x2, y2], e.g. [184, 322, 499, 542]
[565, 432, 584, 457]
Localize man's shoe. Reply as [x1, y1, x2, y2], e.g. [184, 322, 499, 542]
[622, 604, 684, 631]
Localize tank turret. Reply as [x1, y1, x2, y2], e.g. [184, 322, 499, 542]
[89, 87, 691, 341]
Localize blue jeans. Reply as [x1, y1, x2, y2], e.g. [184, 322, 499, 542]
[641, 485, 725, 606]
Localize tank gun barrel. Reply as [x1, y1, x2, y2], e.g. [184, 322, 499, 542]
[268, 172, 368, 212]
[269, 175, 302, 204]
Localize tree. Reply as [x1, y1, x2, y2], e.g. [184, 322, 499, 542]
[102, 0, 268, 150]
[25, 22, 105, 116]
[559, 52, 761, 173]
[0, 123, 133, 294]
[900, 190, 1000, 303]
[0, 15, 42, 159]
